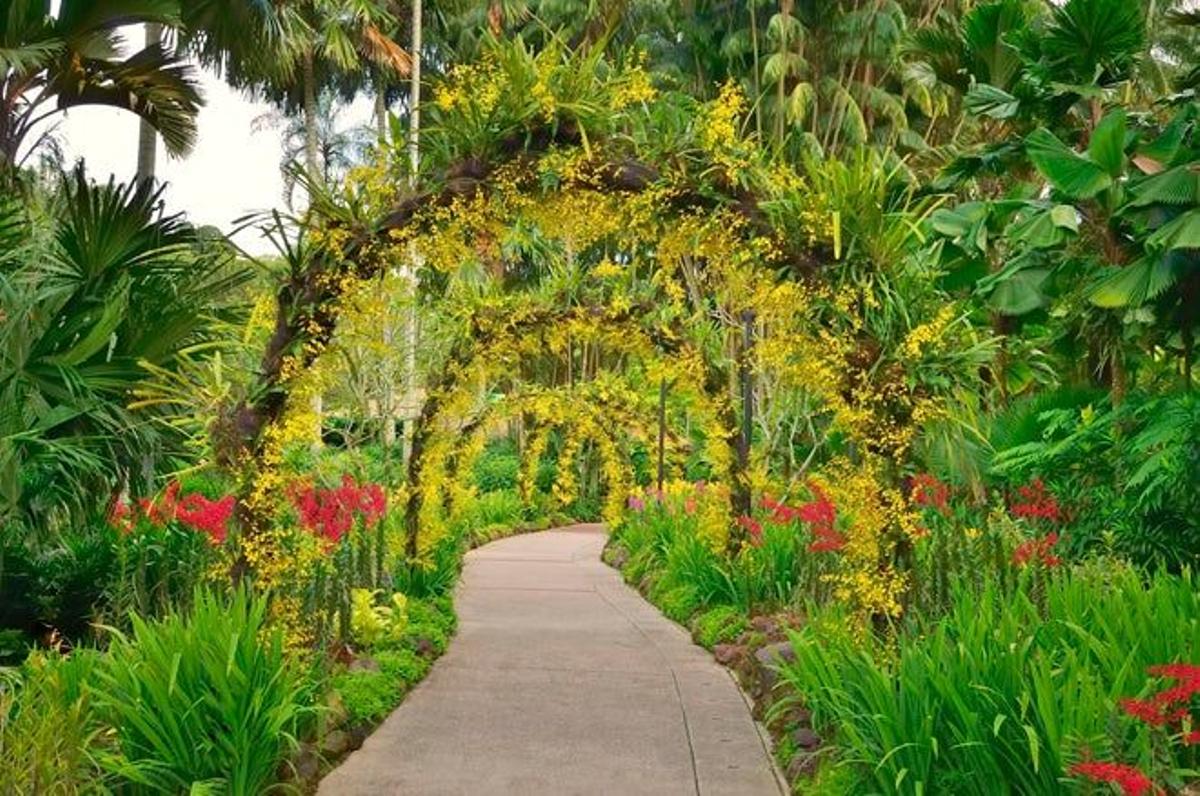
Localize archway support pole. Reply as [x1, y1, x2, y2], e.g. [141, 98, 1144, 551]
[656, 377, 667, 494]
[733, 309, 755, 519]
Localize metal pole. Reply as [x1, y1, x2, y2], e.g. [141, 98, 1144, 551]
[734, 309, 755, 518]
[656, 377, 667, 492]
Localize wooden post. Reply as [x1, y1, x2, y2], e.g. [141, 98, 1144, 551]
[733, 309, 755, 519]
[656, 377, 667, 493]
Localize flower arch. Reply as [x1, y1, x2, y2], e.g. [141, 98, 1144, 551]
[400, 310, 731, 558]
[213, 43, 826, 567]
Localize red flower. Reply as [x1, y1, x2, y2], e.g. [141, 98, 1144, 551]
[1147, 663, 1200, 681]
[289, 475, 387, 548]
[1010, 478, 1061, 523]
[797, 484, 836, 529]
[911, 473, 950, 514]
[1120, 697, 1174, 726]
[1119, 663, 1200, 728]
[1013, 532, 1060, 568]
[787, 483, 843, 553]
[737, 515, 763, 546]
[133, 481, 183, 527]
[1183, 730, 1200, 746]
[770, 504, 800, 523]
[1069, 761, 1155, 796]
[176, 493, 236, 546]
[809, 526, 848, 552]
[107, 499, 135, 534]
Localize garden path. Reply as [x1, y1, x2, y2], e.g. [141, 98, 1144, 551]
[318, 524, 783, 795]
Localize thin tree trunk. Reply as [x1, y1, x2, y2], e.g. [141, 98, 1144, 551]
[135, 23, 163, 181]
[302, 46, 323, 448]
[750, 1, 763, 139]
[302, 48, 320, 184]
[374, 75, 388, 140]
[402, 0, 424, 466]
[776, 0, 792, 144]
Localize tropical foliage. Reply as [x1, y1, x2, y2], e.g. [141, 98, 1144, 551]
[1, 0, 1197, 792]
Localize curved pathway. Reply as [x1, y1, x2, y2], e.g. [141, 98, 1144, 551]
[320, 524, 782, 795]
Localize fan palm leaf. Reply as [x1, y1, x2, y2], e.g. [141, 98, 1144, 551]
[0, 169, 250, 527]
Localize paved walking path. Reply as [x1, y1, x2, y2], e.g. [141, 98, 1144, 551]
[319, 524, 782, 796]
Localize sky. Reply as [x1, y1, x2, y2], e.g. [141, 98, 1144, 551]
[54, 30, 373, 254]
[58, 70, 288, 253]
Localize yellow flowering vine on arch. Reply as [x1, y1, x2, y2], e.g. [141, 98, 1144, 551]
[212, 41, 836, 574]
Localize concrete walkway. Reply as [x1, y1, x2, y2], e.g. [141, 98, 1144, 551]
[319, 524, 782, 796]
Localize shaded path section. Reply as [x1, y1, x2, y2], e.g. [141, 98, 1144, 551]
[319, 524, 782, 796]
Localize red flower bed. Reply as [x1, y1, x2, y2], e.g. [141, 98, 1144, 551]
[1012, 532, 1061, 568]
[1069, 761, 1155, 796]
[289, 475, 387, 546]
[108, 481, 235, 546]
[1010, 478, 1061, 522]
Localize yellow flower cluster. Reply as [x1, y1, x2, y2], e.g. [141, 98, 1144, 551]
[901, 304, 959, 359]
[809, 457, 923, 625]
[434, 60, 501, 115]
[611, 63, 657, 110]
[700, 81, 747, 154]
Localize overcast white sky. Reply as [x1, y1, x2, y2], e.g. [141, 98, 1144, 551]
[54, 30, 372, 254]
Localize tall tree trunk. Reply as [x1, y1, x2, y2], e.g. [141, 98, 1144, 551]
[776, 0, 792, 144]
[302, 46, 323, 448]
[1182, 274, 1198, 391]
[750, 1, 763, 139]
[374, 74, 388, 140]
[402, 0, 423, 466]
[135, 23, 163, 181]
[302, 48, 321, 183]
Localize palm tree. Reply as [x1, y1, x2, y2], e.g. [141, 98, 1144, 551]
[0, 0, 202, 178]
[253, 92, 375, 209]
[0, 170, 250, 528]
[249, 1, 411, 185]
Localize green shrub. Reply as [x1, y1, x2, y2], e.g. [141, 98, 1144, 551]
[394, 537, 462, 599]
[402, 621, 449, 656]
[407, 596, 456, 638]
[331, 669, 402, 724]
[654, 583, 701, 624]
[1, 523, 116, 642]
[692, 605, 748, 649]
[473, 439, 521, 493]
[375, 648, 430, 685]
[473, 522, 511, 543]
[0, 630, 28, 666]
[775, 565, 1200, 794]
[94, 589, 306, 795]
[0, 650, 102, 793]
[468, 489, 525, 529]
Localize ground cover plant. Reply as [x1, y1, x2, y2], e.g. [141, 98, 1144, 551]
[2, 0, 1198, 792]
